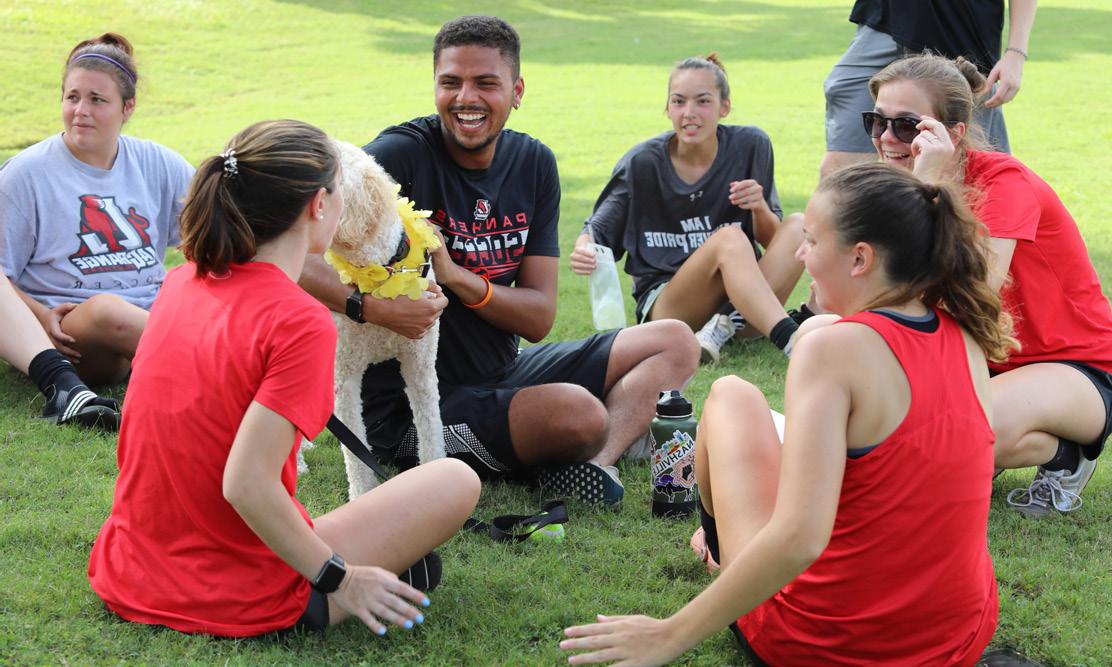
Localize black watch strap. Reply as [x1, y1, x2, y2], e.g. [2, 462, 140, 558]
[345, 286, 366, 323]
[311, 552, 346, 594]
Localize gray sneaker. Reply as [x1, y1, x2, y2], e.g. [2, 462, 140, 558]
[622, 431, 654, 461]
[696, 313, 736, 364]
[1006, 457, 1097, 517]
[538, 462, 624, 506]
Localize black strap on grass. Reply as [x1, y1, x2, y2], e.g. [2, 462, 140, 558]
[463, 500, 568, 543]
[326, 415, 568, 542]
[326, 414, 391, 480]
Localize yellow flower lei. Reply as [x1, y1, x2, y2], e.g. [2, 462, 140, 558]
[324, 193, 441, 300]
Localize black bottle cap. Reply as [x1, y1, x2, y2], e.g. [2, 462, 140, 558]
[655, 389, 692, 418]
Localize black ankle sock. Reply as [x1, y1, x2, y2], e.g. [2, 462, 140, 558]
[768, 317, 799, 351]
[27, 349, 84, 398]
[1043, 439, 1081, 472]
[399, 551, 442, 592]
[698, 500, 721, 565]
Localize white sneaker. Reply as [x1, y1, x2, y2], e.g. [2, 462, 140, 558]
[1006, 457, 1098, 517]
[696, 313, 736, 364]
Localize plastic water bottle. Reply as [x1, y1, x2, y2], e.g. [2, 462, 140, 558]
[650, 390, 699, 518]
[585, 227, 627, 330]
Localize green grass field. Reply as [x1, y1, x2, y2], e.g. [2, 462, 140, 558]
[2, 1, 1111, 664]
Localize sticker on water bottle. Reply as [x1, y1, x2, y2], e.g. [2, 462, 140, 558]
[652, 430, 697, 493]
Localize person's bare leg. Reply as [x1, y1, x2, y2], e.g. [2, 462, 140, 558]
[651, 226, 791, 336]
[589, 320, 699, 466]
[58, 293, 148, 385]
[756, 213, 806, 305]
[0, 275, 56, 373]
[819, 151, 874, 181]
[992, 364, 1105, 469]
[695, 376, 782, 567]
[507, 383, 609, 466]
[314, 457, 480, 625]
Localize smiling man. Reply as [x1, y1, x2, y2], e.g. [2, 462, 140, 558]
[346, 16, 698, 503]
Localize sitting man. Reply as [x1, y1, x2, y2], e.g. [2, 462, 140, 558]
[301, 15, 698, 505]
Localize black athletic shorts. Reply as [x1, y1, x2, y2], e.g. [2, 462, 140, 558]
[291, 588, 329, 634]
[382, 331, 618, 477]
[1057, 361, 1112, 460]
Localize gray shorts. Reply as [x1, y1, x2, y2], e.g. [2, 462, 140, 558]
[824, 25, 1010, 154]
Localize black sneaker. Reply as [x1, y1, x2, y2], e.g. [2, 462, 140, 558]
[787, 303, 816, 326]
[42, 385, 120, 431]
[538, 462, 624, 506]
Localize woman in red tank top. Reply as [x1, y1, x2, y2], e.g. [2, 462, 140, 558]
[561, 163, 1015, 666]
[865, 54, 1111, 516]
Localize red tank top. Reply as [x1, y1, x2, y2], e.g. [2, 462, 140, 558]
[737, 310, 998, 666]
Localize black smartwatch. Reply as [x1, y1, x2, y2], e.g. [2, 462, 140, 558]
[311, 552, 346, 594]
[345, 286, 366, 323]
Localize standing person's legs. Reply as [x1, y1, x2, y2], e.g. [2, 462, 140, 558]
[973, 99, 1010, 153]
[58, 293, 148, 385]
[820, 25, 901, 179]
[993, 363, 1109, 515]
[313, 458, 480, 625]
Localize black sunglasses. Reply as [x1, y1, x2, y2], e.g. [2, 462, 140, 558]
[861, 111, 956, 143]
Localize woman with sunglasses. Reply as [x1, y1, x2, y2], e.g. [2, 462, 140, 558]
[0, 33, 192, 387]
[89, 119, 481, 637]
[563, 163, 1012, 666]
[569, 54, 808, 364]
[866, 53, 1112, 516]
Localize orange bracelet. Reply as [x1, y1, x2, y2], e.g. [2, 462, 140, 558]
[463, 274, 493, 309]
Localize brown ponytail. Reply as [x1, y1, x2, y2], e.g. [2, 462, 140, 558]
[178, 119, 338, 277]
[819, 163, 1017, 362]
[64, 32, 138, 101]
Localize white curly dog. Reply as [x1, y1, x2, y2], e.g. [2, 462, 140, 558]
[326, 140, 446, 499]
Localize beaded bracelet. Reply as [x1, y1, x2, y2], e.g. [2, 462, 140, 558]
[463, 274, 493, 309]
[1006, 46, 1028, 61]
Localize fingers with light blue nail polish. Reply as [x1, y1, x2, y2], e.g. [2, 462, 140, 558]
[421, 597, 431, 607]
[415, 613, 424, 624]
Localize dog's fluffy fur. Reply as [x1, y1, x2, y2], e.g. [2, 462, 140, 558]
[328, 140, 445, 498]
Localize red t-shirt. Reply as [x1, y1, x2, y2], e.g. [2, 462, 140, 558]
[966, 150, 1112, 374]
[88, 261, 336, 636]
[738, 311, 998, 666]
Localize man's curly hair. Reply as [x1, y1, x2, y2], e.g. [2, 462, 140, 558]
[433, 16, 521, 79]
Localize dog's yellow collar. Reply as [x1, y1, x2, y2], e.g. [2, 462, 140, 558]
[324, 195, 441, 301]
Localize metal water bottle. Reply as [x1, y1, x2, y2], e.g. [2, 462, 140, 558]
[650, 390, 699, 518]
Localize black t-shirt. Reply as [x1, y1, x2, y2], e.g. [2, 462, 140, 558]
[850, 0, 1005, 74]
[584, 125, 781, 302]
[360, 115, 560, 436]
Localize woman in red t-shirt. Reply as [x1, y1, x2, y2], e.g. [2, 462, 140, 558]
[864, 53, 1112, 516]
[88, 119, 480, 638]
[562, 164, 1012, 666]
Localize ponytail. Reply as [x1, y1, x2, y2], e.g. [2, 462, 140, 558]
[918, 182, 1018, 362]
[178, 120, 338, 277]
[819, 163, 1017, 361]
